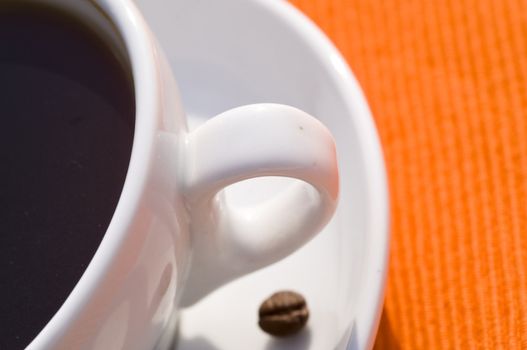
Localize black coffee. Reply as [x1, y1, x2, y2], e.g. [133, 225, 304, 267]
[0, 3, 135, 348]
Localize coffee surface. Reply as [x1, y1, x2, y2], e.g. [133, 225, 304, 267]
[0, 3, 135, 348]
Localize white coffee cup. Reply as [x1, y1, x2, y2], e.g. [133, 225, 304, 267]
[26, 0, 339, 349]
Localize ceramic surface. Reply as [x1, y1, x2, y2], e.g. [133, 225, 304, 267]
[133, 0, 390, 349]
[26, 0, 339, 348]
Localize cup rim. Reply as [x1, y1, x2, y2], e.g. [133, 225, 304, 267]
[251, 1, 390, 348]
[30, 0, 159, 346]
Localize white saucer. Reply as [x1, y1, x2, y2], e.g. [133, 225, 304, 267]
[133, 0, 389, 349]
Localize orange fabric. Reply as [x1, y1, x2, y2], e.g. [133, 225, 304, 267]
[290, 0, 527, 349]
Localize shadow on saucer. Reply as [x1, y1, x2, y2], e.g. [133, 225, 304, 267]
[264, 327, 312, 350]
[173, 337, 220, 350]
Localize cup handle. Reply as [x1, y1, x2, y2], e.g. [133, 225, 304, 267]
[180, 103, 339, 306]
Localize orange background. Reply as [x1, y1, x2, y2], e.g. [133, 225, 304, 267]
[290, 0, 527, 348]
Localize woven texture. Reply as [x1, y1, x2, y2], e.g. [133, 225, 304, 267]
[289, 0, 527, 348]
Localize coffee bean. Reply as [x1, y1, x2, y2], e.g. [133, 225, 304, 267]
[258, 291, 309, 337]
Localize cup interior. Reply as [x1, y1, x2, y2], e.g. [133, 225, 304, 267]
[0, 1, 141, 348]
